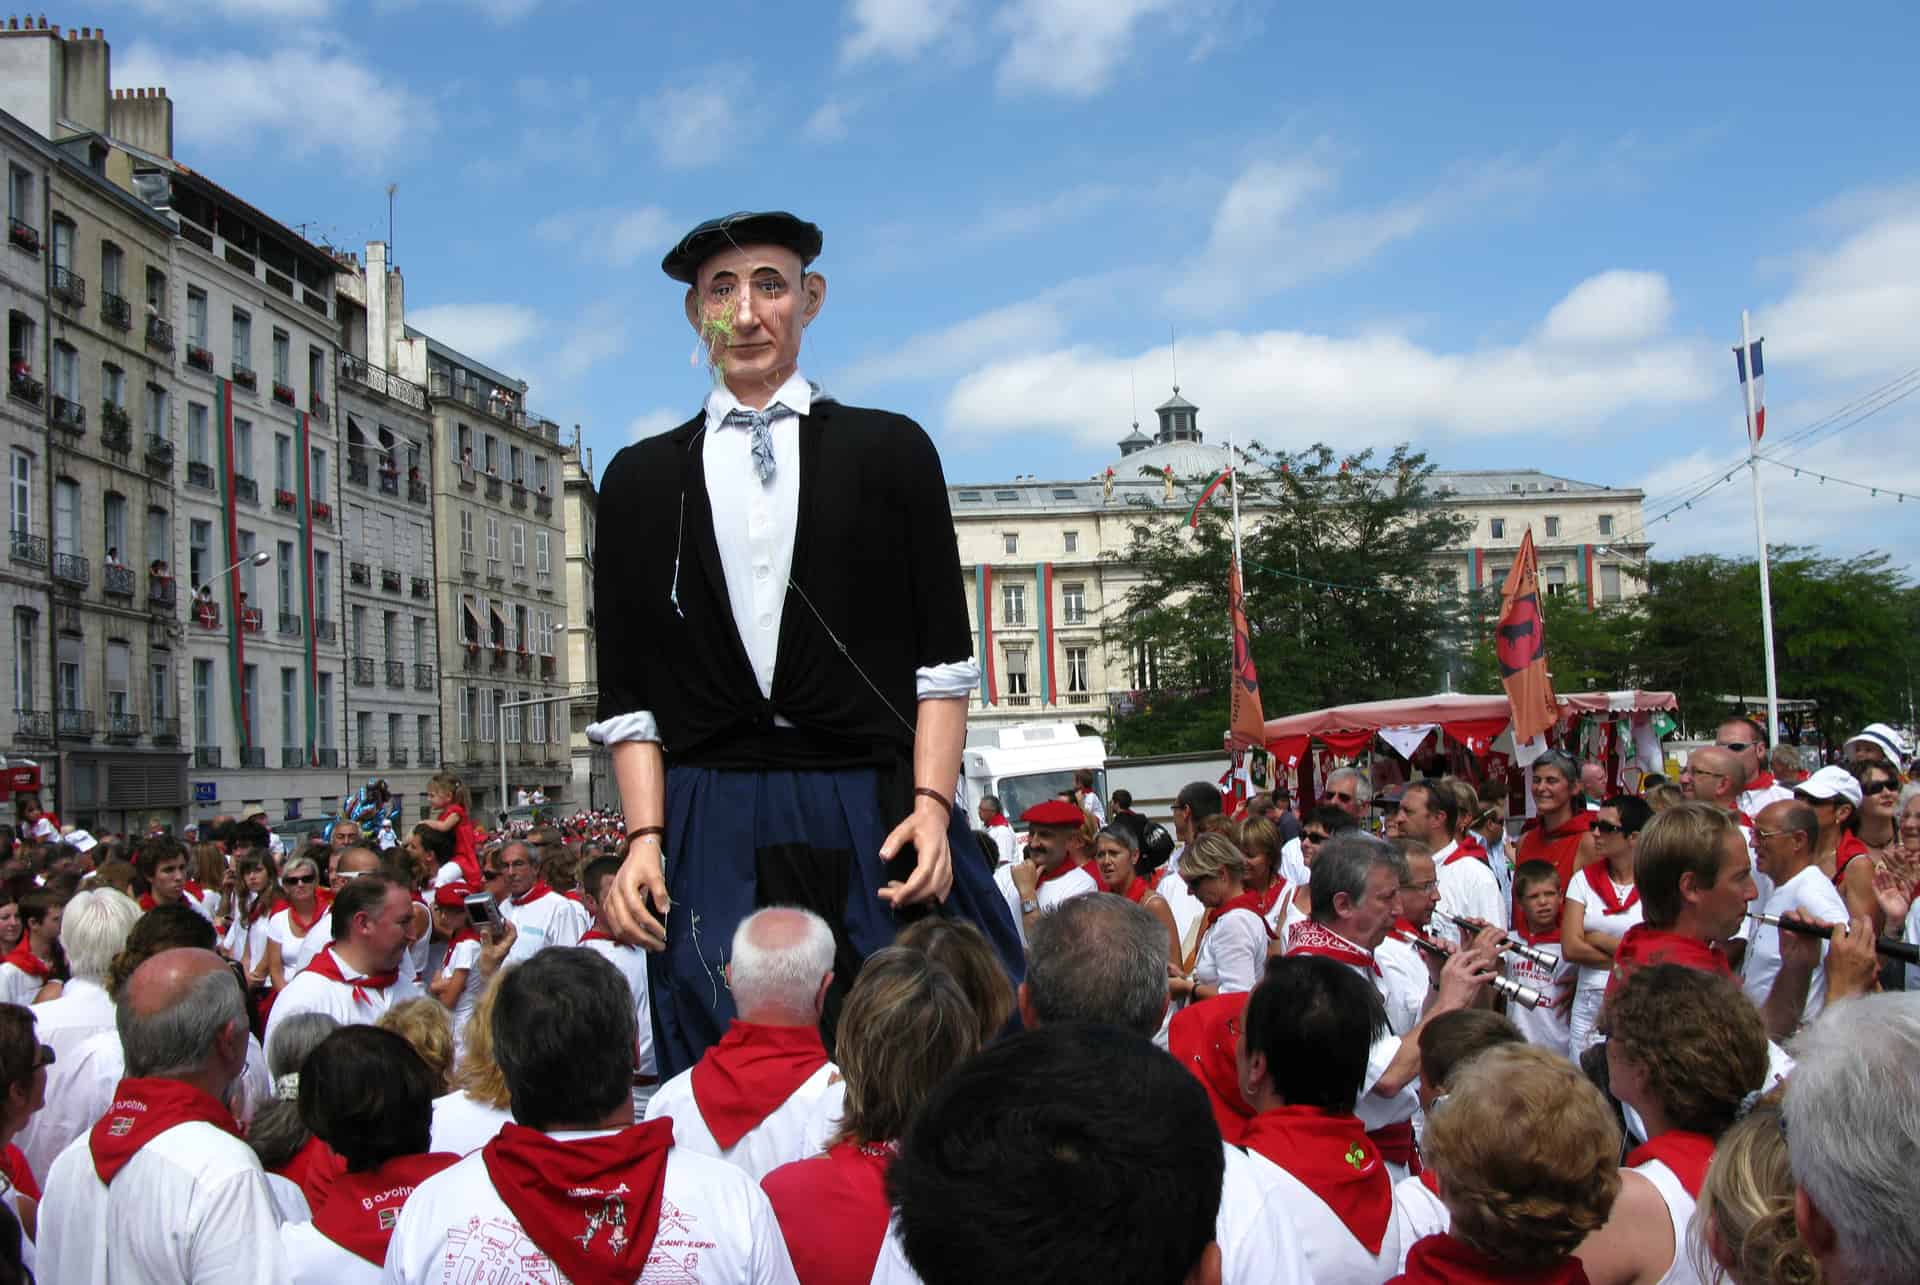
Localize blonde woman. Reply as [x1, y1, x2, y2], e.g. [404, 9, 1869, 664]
[427, 971, 515, 1155]
[1689, 1091, 1820, 1285]
[1168, 833, 1270, 1003]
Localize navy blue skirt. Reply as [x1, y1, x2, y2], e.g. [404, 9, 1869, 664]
[646, 764, 1024, 1078]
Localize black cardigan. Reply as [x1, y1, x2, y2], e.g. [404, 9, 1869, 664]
[593, 400, 974, 770]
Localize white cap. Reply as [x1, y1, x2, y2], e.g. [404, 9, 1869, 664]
[1841, 722, 1909, 767]
[1795, 765, 1863, 807]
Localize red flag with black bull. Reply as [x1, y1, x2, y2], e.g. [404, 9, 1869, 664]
[1228, 558, 1266, 749]
[1496, 530, 1557, 745]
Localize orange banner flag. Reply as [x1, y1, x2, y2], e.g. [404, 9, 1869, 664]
[1228, 557, 1266, 748]
[1495, 530, 1558, 745]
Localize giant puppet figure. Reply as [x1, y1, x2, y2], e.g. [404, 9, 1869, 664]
[589, 211, 1023, 1075]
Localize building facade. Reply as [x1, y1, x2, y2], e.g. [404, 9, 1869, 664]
[953, 388, 1652, 732]
[393, 330, 569, 817]
[333, 242, 439, 816]
[560, 431, 607, 809]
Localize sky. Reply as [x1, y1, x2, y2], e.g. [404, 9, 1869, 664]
[103, 0, 1920, 572]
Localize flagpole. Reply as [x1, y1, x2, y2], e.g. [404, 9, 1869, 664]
[1228, 418, 1245, 753]
[1741, 309, 1781, 744]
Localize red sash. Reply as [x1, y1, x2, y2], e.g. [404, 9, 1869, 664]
[312, 1152, 459, 1265]
[1242, 1106, 1393, 1254]
[1287, 920, 1382, 976]
[1605, 925, 1730, 1003]
[1395, 1232, 1594, 1284]
[1626, 1130, 1716, 1199]
[1580, 863, 1639, 916]
[481, 1120, 674, 1284]
[690, 1021, 829, 1150]
[302, 945, 400, 1007]
[1167, 992, 1254, 1144]
[1, 938, 49, 980]
[90, 1078, 240, 1184]
[762, 1142, 896, 1285]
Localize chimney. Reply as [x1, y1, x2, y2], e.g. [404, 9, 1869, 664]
[58, 23, 109, 135]
[366, 241, 390, 368]
[108, 85, 173, 159]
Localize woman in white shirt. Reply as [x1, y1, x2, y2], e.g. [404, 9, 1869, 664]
[428, 970, 516, 1156]
[1561, 796, 1649, 1052]
[1168, 833, 1273, 1004]
[263, 855, 330, 989]
[223, 853, 282, 997]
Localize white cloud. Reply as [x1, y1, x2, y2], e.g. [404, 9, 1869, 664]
[628, 409, 685, 441]
[116, 41, 434, 169]
[407, 303, 540, 369]
[642, 87, 738, 169]
[940, 271, 1715, 451]
[547, 304, 629, 381]
[1764, 189, 1920, 381]
[995, 0, 1179, 96]
[844, 295, 1075, 387]
[841, 0, 968, 63]
[804, 100, 856, 143]
[1540, 270, 1673, 347]
[534, 206, 677, 268]
[121, 0, 330, 18]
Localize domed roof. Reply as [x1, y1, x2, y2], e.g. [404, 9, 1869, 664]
[1112, 439, 1239, 479]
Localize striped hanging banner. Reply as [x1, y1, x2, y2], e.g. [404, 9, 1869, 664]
[1034, 561, 1055, 705]
[298, 412, 318, 763]
[1468, 548, 1483, 589]
[976, 564, 996, 705]
[1187, 467, 1233, 528]
[218, 381, 250, 752]
[1581, 544, 1595, 609]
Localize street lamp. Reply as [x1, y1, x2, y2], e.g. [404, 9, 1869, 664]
[193, 549, 272, 598]
[496, 688, 594, 822]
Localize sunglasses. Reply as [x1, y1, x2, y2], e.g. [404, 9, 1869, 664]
[1303, 831, 1330, 843]
[1328, 792, 1356, 804]
[32, 1044, 53, 1070]
[1591, 820, 1628, 834]
[482, 869, 504, 880]
[1717, 741, 1753, 753]
[282, 874, 317, 886]
[1862, 780, 1901, 797]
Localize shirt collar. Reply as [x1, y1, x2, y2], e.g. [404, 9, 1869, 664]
[703, 369, 815, 429]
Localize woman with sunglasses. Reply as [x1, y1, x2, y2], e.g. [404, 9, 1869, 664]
[264, 855, 333, 991]
[1560, 795, 1650, 1053]
[1851, 759, 1903, 868]
[1269, 807, 1359, 944]
[0, 1004, 46, 1259]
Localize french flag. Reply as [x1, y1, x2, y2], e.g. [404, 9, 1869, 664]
[1735, 336, 1765, 442]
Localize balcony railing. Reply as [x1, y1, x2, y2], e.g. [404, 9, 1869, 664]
[416, 742, 435, 766]
[484, 475, 503, 500]
[486, 558, 503, 582]
[103, 564, 134, 596]
[462, 647, 481, 672]
[535, 569, 552, 593]
[534, 493, 553, 518]
[356, 744, 377, 767]
[278, 612, 304, 638]
[390, 748, 409, 768]
[309, 394, 329, 423]
[145, 434, 174, 473]
[240, 747, 266, 769]
[56, 707, 94, 739]
[101, 292, 132, 331]
[337, 355, 427, 410]
[408, 478, 428, 504]
[9, 533, 47, 568]
[460, 550, 477, 576]
[7, 218, 39, 255]
[281, 747, 305, 768]
[231, 363, 257, 391]
[106, 711, 140, 740]
[310, 499, 332, 525]
[510, 482, 527, 509]
[272, 381, 296, 407]
[12, 709, 49, 742]
[192, 599, 220, 629]
[101, 400, 132, 445]
[240, 606, 264, 633]
[489, 647, 507, 672]
[186, 345, 214, 373]
[148, 574, 176, 608]
[428, 373, 527, 428]
[540, 653, 557, 677]
[273, 488, 297, 513]
[145, 315, 174, 352]
[351, 655, 375, 684]
[514, 652, 532, 675]
[186, 460, 215, 490]
[315, 747, 339, 768]
[232, 475, 258, 504]
[50, 266, 85, 308]
[350, 561, 371, 587]
[347, 458, 369, 487]
[411, 575, 431, 600]
[378, 469, 399, 496]
[51, 552, 88, 587]
[8, 371, 42, 406]
[414, 663, 435, 690]
[385, 659, 405, 688]
[381, 568, 402, 593]
[314, 617, 336, 643]
[193, 746, 221, 768]
[152, 716, 180, 745]
[51, 396, 85, 432]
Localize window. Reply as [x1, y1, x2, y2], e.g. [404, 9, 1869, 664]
[533, 456, 549, 492]
[356, 710, 373, 756]
[12, 611, 34, 713]
[388, 712, 402, 756]
[277, 541, 294, 614]
[510, 523, 525, 568]
[148, 661, 168, 722]
[538, 609, 554, 654]
[1064, 646, 1089, 694]
[459, 686, 475, 742]
[49, 217, 72, 270]
[383, 610, 398, 658]
[231, 309, 252, 369]
[509, 445, 524, 484]
[504, 694, 521, 743]
[351, 604, 367, 654]
[146, 507, 167, 570]
[280, 669, 297, 747]
[416, 714, 432, 759]
[1489, 518, 1506, 540]
[1599, 564, 1622, 601]
[1004, 646, 1029, 697]
[146, 267, 166, 317]
[186, 288, 207, 349]
[1061, 582, 1086, 625]
[1003, 532, 1018, 556]
[514, 605, 529, 652]
[413, 522, 428, 574]
[1002, 582, 1026, 627]
[103, 492, 126, 560]
[413, 614, 428, 663]
[52, 478, 77, 558]
[272, 329, 290, 386]
[56, 638, 80, 713]
[1598, 514, 1614, 537]
[188, 402, 209, 465]
[483, 434, 498, 473]
[530, 701, 546, 745]
[459, 510, 474, 553]
[316, 673, 334, 748]
[234, 418, 254, 480]
[275, 434, 292, 491]
[8, 449, 29, 537]
[238, 530, 258, 599]
[100, 242, 123, 298]
[106, 642, 131, 716]
[1131, 639, 1158, 690]
[146, 382, 167, 437]
[313, 550, 330, 620]
[7, 311, 34, 377]
[310, 447, 327, 503]
[1544, 565, 1569, 597]
[192, 658, 214, 746]
[534, 529, 550, 575]
[189, 520, 211, 588]
[485, 516, 500, 561]
[6, 167, 31, 229]
[1063, 531, 1078, 554]
[479, 689, 496, 741]
[460, 594, 479, 643]
[51, 342, 76, 401]
[1544, 516, 1560, 538]
[456, 423, 472, 464]
[102, 363, 124, 407]
[308, 346, 324, 400]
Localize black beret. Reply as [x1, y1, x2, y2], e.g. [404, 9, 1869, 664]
[660, 210, 824, 284]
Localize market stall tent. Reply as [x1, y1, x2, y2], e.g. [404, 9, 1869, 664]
[1261, 691, 1679, 766]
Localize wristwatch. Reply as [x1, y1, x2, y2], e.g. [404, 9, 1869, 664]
[1020, 898, 1040, 915]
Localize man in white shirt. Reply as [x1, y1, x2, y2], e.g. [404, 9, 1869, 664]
[577, 855, 656, 1083]
[1746, 800, 1852, 1037]
[17, 887, 141, 1184]
[1720, 716, 1794, 818]
[386, 947, 797, 1284]
[644, 907, 841, 1181]
[39, 947, 287, 1282]
[1401, 780, 1507, 944]
[1276, 768, 1370, 887]
[976, 794, 1018, 867]
[1158, 782, 1223, 954]
[498, 840, 589, 965]
[996, 799, 1102, 949]
[265, 873, 422, 1051]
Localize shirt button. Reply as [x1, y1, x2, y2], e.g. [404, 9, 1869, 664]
[758, 613, 773, 629]
[755, 566, 769, 580]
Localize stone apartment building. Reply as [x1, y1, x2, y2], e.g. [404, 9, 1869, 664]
[559, 431, 607, 809]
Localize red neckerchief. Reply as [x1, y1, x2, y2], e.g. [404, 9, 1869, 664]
[302, 945, 400, 1006]
[1833, 831, 1872, 887]
[0, 1144, 36, 1202]
[274, 1132, 346, 1207]
[1419, 1168, 1441, 1197]
[1205, 890, 1277, 940]
[1167, 992, 1254, 1144]
[1254, 880, 1289, 918]
[1512, 921, 1561, 949]
[137, 890, 186, 912]
[1517, 811, 1592, 887]
[286, 891, 334, 938]
[1396, 1233, 1594, 1285]
[1748, 772, 1777, 792]
[1606, 925, 1730, 1003]
[481, 1120, 674, 1284]
[1036, 859, 1096, 888]
[1454, 834, 1490, 863]
[1443, 840, 1489, 868]
[185, 879, 207, 900]
[1241, 1106, 1393, 1253]
[1626, 1130, 1716, 1199]
[564, 890, 587, 905]
[90, 1078, 240, 1184]
[1287, 920, 1381, 976]
[762, 1141, 896, 1285]
[510, 882, 554, 907]
[2, 938, 49, 980]
[1581, 863, 1639, 916]
[440, 929, 482, 962]
[689, 1021, 829, 1150]
[1368, 1120, 1422, 1174]
[312, 1152, 460, 1265]
[987, 816, 1012, 829]
[1119, 877, 1151, 904]
[579, 929, 617, 943]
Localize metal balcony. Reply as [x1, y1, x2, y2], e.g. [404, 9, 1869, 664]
[7, 371, 42, 405]
[151, 716, 180, 745]
[232, 476, 258, 504]
[314, 617, 336, 643]
[414, 662, 435, 690]
[106, 712, 140, 741]
[186, 345, 214, 373]
[350, 561, 371, 587]
[145, 434, 174, 474]
[50, 266, 85, 307]
[411, 575, 431, 600]
[100, 292, 132, 331]
[50, 396, 85, 433]
[8, 533, 47, 569]
[240, 747, 266, 769]
[356, 744, 377, 767]
[351, 655, 376, 684]
[381, 568, 402, 593]
[56, 707, 94, 739]
[145, 315, 175, 352]
[51, 552, 89, 587]
[194, 746, 221, 768]
[186, 461, 215, 490]
[231, 363, 257, 392]
[103, 564, 134, 596]
[385, 659, 406, 688]
[389, 748, 409, 768]
[281, 747, 305, 768]
[12, 709, 50, 742]
[7, 218, 39, 254]
[278, 612, 304, 638]
[315, 747, 339, 768]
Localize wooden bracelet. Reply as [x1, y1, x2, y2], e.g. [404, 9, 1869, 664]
[913, 787, 953, 814]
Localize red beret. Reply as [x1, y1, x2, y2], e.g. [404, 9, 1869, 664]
[1020, 799, 1086, 828]
[433, 884, 472, 909]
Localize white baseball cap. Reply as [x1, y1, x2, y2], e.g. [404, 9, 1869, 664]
[1795, 765, 1863, 807]
[1841, 722, 1909, 767]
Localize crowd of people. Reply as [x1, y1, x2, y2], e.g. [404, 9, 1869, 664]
[0, 719, 1913, 1283]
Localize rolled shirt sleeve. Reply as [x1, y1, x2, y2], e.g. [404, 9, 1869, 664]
[586, 711, 662, 746]
[915, 659, 980, 700]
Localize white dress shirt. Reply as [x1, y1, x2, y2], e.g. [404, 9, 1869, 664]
[265, 954, 422, 1052]
[580, 935, 656, 1077]
[1242, 1146, 1413, 1285]
[643, 1060, 845, 1183]
[17, 977, 118, 1184]
[993, 862, 1101, 949]
[428, 1091, 513, 1157]
[1432, 841, 1509, 943]
[586, 372, 976, 748]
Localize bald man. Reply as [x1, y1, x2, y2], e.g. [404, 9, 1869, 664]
[643, 907, 844, 1181]
[40, 948, 287, 1281]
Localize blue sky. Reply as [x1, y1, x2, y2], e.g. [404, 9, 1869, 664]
[108, 0, 1920, 570]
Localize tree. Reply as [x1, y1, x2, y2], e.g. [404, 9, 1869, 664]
[1104, 444, 1473, 756]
